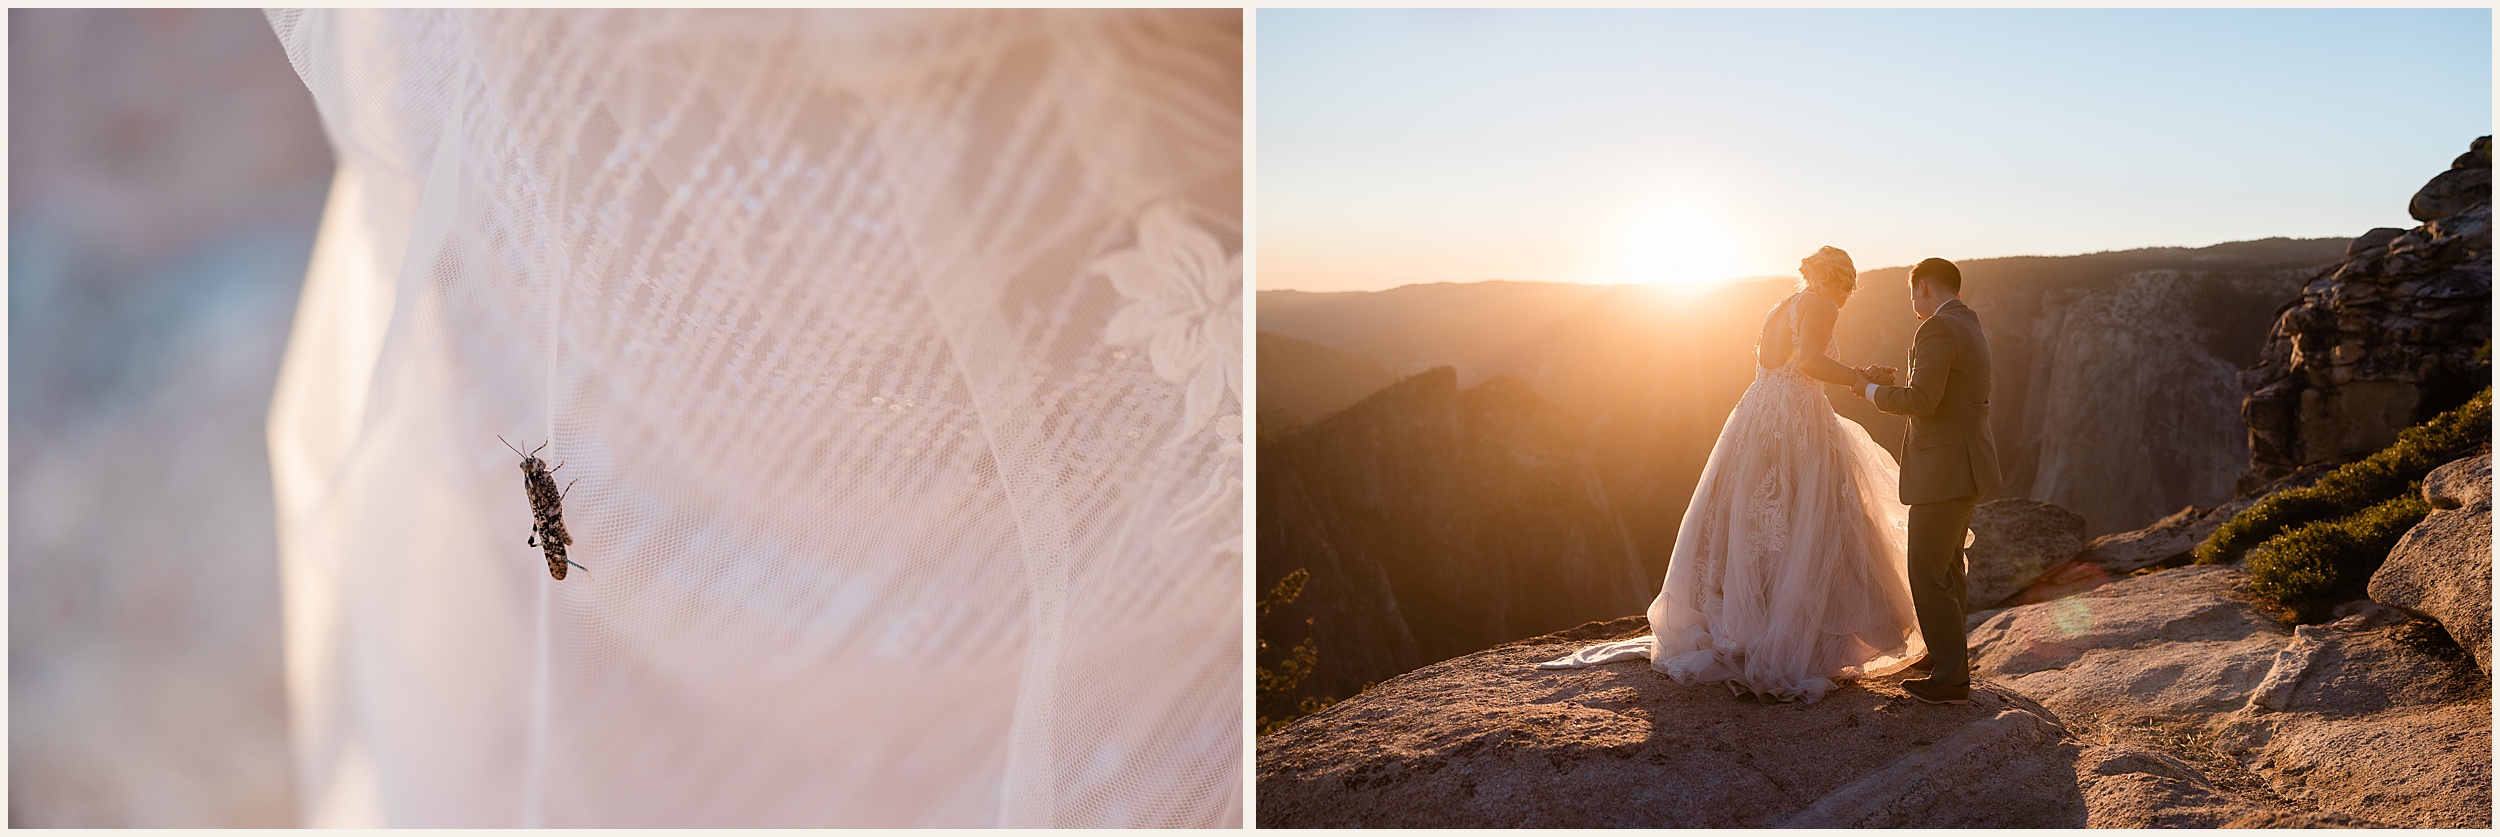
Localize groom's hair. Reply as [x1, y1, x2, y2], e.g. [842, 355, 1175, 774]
[1910, 258, 1962, 295]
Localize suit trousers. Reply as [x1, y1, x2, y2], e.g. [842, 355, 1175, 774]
[1907, 494, 1981, 687]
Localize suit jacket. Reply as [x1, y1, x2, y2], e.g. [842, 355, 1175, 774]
[1870, 298, 2002, 505]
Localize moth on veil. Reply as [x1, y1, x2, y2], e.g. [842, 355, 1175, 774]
[501, 436, 590, 580]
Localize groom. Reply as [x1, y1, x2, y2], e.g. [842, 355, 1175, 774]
[1854, 257, 2000, 705]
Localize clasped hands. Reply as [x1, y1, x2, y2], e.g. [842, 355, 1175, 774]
[1851, 364, 1899, 397]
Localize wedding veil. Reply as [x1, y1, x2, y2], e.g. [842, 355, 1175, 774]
[261, 9, 1241, 826]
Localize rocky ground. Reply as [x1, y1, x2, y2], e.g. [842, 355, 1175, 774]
[1973, 563, 2487, 828]
[1257, 616, 2096, 828]
[2371, 453, 2494, 672]
[1257, 456, 2492, 828]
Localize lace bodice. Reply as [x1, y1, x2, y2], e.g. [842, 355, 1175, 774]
[1756, 292, 1838, 388]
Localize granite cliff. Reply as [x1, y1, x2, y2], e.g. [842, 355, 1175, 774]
[2240, 136, 2493, 490]
[1257, 367, 1651, 723]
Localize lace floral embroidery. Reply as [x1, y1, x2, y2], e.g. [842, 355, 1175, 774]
[1091, 203, 1242, 447]
[1745, 463, 1790, 559]
[1090, 204, 1242, 554]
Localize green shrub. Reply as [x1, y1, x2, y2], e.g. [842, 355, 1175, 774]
[1255, 569, 1327, 735]
[1255, 635, 1319, 697]
[1257, 568, 1309, 616]
[2245, 486, 2432, 622]
[2198, 387, 2489, 564]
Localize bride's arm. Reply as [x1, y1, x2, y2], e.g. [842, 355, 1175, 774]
[1793, 295, 1866, 387]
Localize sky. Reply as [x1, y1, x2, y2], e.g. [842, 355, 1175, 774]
[1258, 8, 2495, 293]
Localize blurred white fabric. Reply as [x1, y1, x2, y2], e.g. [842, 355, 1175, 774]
[261, 9, 1241, 827]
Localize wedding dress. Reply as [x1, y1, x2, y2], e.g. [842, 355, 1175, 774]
[1537, 292, 1922, 703]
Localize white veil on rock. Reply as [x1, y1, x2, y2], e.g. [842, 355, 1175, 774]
[260, 9, 1241, 827]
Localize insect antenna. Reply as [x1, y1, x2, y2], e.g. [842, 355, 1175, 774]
[498, 435, 527, 457]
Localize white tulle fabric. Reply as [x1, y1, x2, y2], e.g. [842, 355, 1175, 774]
[1538, 293, 1922, 704]
[259, 9, 1239, 827]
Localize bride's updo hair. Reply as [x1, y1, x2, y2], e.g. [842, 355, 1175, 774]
[1798, 246, 1857, 296]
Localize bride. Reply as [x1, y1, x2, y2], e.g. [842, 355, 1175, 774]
[1538, 246, 1924, 703]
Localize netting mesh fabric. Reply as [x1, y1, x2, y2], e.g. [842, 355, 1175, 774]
[259, 9, 1241, 827]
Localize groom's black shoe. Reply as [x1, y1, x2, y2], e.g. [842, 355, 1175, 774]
[1910, 654, 1970, 674]
[1902, 677, 1972, 705]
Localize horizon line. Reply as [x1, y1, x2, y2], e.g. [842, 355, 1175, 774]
[1256, 234, 2351, 294]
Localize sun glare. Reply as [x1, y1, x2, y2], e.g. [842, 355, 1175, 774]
[1619, 206, 1743, 292]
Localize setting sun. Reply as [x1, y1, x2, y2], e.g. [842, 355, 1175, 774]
[1619, 205, 1744, 291]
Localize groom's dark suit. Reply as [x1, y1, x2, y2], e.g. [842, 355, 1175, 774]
[1867, 297, 1999, 689]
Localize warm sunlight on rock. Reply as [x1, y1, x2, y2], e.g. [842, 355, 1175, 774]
[1619, 205, 1743, 291]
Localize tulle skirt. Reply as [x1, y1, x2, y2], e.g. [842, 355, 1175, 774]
[1538, 371, 1923, 703]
